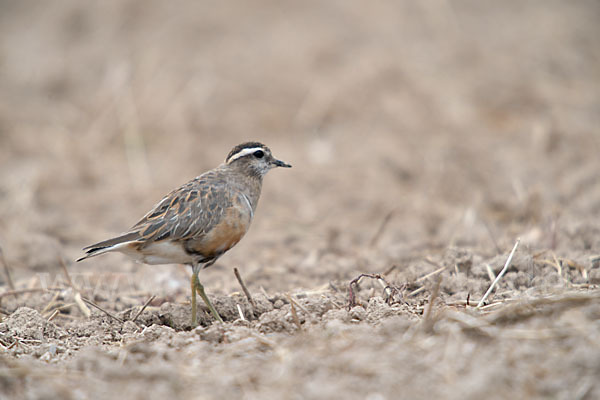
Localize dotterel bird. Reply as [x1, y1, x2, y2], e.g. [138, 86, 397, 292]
[77, 142, 291, 326]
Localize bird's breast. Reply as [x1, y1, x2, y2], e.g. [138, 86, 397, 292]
[184, 199, 252, 258]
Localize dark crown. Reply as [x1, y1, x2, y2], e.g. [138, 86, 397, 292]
[226, 142, 267, 163]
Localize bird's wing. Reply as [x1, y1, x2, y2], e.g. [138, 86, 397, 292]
[129, 173, 232, 245]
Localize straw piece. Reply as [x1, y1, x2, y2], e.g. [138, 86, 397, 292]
[477, 239, 520, 308]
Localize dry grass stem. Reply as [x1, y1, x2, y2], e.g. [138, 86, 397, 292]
[236, 304, 246, 321]
[485, 291, 600, 325]
[423, 277, 442, 322]
[288, 295, 313, 321]
[561, 258, 588, 279]
[287, 294, 302, 330]
[42, 303, 75, 319]
[74, 292, 91, 318]
[0, 246, 15, 290]
[259, 286, 270, 301]
[485, 263, 496, 282]
[117, 349, 128, 367]
[537, 259, 561, 271]
[81, 297, 124, 323]
[478, 301, 506, 311]
[296, 283, 332, 297]
[369, 209, 395, 247]
[532, 250, 549, 259]
[58, 256, 78, 291]
[47, 309, 60, 322]
[416, 266, 446, 283]
[537, 256, 587, 279]
[382, 264, 397, 276]
[233, 267, 256, 309]
[424, 257, 444, 270]
[347, 273, 396, 308]
[477, 238, 520, 308]
[0, 287, 65, 300]
[40, 291, 60, 315]
[249, 332, 277, 348]
[408, 286, 426, 297]
[552, 252, 563, 278]
[131, 295, 155, 322]
[375, 277, 395, 300]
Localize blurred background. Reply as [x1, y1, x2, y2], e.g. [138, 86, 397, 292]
[0, 0, 598, 296]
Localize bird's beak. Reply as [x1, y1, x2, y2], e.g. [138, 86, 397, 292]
[272, 158, 292, 168]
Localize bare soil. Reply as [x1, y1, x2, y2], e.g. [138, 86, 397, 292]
[1, 1, 599, 399]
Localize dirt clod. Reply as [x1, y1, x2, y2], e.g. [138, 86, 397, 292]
[5, 307, 63, 340]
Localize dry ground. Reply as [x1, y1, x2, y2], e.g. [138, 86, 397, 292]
[1, 1, 599, 399]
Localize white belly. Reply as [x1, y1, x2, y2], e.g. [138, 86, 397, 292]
[116, 241, 194, 265]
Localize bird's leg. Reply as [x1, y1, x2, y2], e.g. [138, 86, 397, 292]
[190, 259, 223, 325]
[191, 262, 200, 327]
[195, 279, 224, 323]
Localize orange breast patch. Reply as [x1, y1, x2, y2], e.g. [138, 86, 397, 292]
[187, 207, 251, 258]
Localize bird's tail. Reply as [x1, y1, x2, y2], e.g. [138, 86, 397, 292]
[77, 232, 140, 262]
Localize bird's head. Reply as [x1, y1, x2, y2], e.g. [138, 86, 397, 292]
[225, 142, 291, 177]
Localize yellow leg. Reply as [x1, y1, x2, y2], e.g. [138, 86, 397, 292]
[190, 262, 223, 325]
[195, 279, 224, 323]
[191, 273, 198, 327]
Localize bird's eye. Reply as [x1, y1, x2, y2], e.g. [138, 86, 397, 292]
[253, 150, 264, 158]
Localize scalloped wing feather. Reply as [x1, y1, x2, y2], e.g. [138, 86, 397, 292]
[128, 171, 232, 246]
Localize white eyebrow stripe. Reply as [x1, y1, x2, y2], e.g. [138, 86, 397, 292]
[226, 147, 265, 163]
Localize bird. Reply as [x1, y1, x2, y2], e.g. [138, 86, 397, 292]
[77, 142, 291, 326]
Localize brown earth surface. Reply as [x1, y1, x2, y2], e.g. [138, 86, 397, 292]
[1, 1, 599, 399]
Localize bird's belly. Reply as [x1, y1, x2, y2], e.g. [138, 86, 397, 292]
[123, 241, 194, 265]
